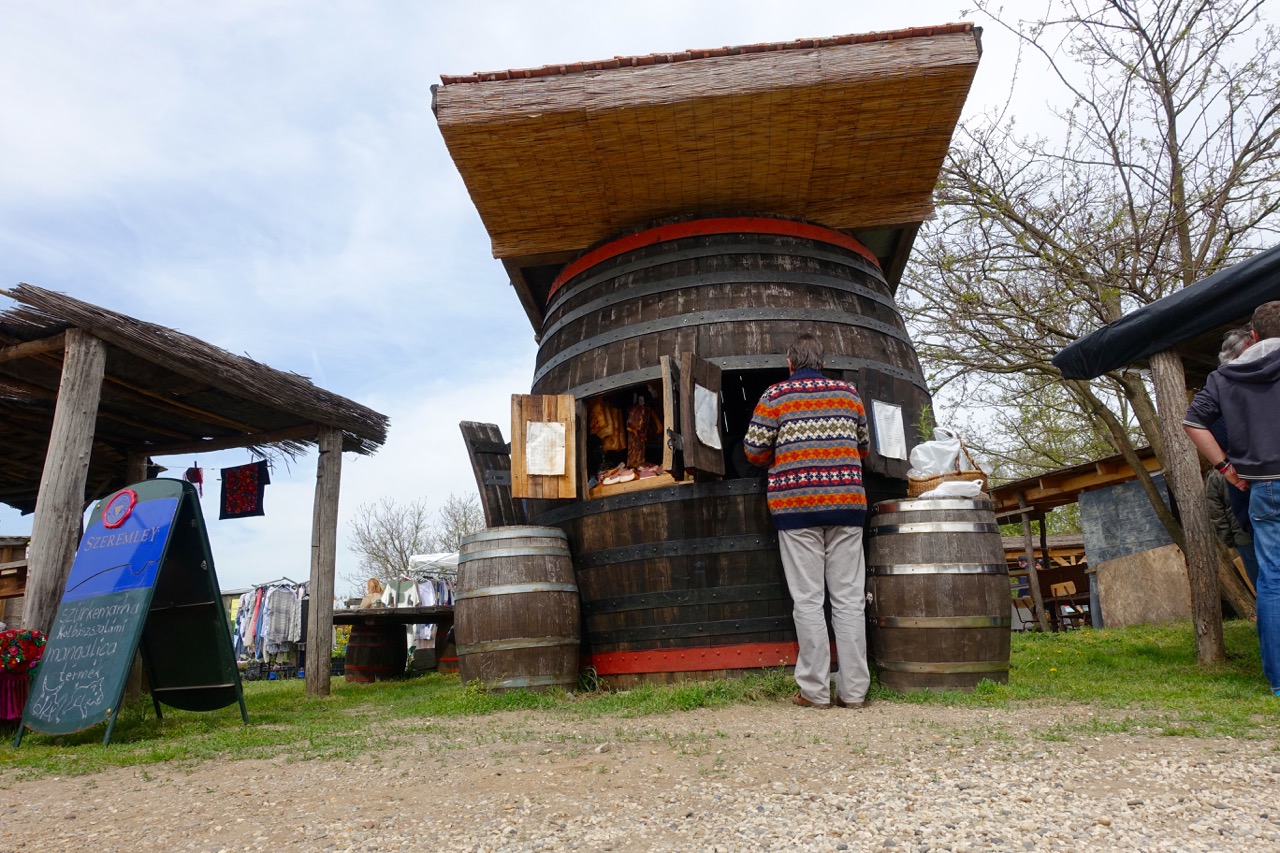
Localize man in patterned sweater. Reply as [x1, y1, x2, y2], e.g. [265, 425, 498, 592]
[744, 333, 871, 709]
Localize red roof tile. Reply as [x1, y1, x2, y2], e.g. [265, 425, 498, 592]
[438, 22, 975, 85]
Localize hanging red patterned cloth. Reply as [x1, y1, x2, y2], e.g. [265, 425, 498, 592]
[183, 463, 204, 496]
[220, 460, 271, 519]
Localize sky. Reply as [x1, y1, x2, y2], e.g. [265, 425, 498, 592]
[0, 0, 1034, 596]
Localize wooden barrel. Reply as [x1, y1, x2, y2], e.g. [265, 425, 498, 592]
[344, 623, 407, 683]
[535, 477, 903, 688]
[455, 526, 580, 691]
[866, 497, 1011, 692]
[532, 216, 931, 425]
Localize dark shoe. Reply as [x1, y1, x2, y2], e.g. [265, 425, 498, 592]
[791, 692, 831, 709]
[834, 696, 866, 709]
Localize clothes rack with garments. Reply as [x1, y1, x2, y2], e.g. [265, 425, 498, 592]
[231, 577, 307, 675]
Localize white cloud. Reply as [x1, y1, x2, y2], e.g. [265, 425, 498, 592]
[2, 0, 1033, 603]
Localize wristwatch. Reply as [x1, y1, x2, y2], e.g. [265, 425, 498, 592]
[1215, 458, 1233, 473]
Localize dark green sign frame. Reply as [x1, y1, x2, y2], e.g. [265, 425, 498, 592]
[15, 478, 248, 746]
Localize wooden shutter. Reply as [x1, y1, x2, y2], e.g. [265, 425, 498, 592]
[510, 394, 578, 499]
[458, 421, 526, 527]
[660, 353, 725, 477]
[854, 367, 913, 480]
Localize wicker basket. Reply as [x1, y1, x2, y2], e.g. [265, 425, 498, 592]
[906, 442, 988, 497]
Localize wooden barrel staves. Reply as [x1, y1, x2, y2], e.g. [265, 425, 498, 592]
[866, 497, 1010, 692]
[532, 217, 931, 426]
[455, 526, 580, 691]
[344, 623, 408, 683]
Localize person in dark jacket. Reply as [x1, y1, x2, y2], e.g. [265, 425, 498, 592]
[1184, 301, 1280, 696]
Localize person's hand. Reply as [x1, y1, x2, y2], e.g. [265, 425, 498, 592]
[1223, 463, 1249, 491]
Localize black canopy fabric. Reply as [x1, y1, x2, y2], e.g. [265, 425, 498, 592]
[1053, 243, 1280, 380]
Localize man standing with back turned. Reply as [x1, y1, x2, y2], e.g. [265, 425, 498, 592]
[744, 333, 871, 709]
[1184, 301, 1280, 697]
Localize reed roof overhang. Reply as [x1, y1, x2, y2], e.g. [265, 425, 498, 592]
[434, 23, 983, 330]
[0, 284, 389, 514]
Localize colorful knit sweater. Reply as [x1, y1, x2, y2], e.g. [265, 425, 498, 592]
[742, 368, 870, 530]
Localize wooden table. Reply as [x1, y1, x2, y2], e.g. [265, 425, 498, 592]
[332, 605, 455, 632]
[330, 606, 456, 680]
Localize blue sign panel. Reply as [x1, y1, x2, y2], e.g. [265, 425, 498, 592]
[62, 494, 178, 602]
[17, 479, 247, 745]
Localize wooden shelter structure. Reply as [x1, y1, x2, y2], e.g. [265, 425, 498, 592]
[1053, 246, 1280, 647]
[0, 284, 388, 696]
[434, 23, 983, 329]
[437, 25, 985, 685]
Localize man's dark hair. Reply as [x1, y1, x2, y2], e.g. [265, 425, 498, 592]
[1253, 301, 1280, 340]
[787, 333, 824, 371]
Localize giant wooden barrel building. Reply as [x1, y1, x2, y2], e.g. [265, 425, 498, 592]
[436, 24, 983, 686]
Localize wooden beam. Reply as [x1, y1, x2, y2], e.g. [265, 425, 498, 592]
[23, 329, 106, 635]
[0, 374, 195, 439]
[990, 454, 1164, 516]
[100, 372, 265, 434]
[13, 344, 266, 435]
[137, 423, 321, 458]
[0, 332, 66, 365]
[0, 561, 28, 599]
[305, 426, 342, 697]
[1017, 493, 1050, 632]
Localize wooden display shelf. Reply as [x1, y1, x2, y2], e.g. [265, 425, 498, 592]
[589, 471, 692, 499]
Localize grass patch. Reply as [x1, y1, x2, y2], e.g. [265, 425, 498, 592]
[877, 619, 1277, 738]
[0, 620, 1274, 779]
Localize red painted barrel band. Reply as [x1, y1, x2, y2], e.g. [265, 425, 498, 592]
[588, 642, 800, 674]
[548, 217, 882, 303]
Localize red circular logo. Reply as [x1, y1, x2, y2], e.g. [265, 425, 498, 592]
[102, 489, 138, 529]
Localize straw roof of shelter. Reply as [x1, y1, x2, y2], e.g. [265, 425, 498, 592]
[434, 24, 982, 328]
[0, 284, 388, 513]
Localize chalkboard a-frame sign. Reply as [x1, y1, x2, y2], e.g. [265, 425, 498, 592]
[15, 478, 248, 746]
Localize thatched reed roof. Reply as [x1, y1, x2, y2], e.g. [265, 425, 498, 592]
[434, 24, 983, 329]
[0, 284, 388, 513]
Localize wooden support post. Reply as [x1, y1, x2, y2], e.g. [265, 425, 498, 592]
[1018, 493, 1050, 632]
[305, 426, 342, 697]
[23, 329, 107, 635]
[126, 452, 148, 485]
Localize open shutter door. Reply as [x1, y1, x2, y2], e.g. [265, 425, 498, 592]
[660, 355, 683, 477]
[459, 421, 527, 527]
[677, 352, 725, 476]
[510, 394, 578, 499]
[855, 367, 912, 480]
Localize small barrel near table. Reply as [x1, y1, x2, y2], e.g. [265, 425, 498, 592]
[456, 526, 580, 691]
[867, 497, 1010, 692]
[344, 623, 408, 683]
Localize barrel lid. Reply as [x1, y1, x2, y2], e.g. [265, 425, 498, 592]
[459, 525, 568, 548]
[872, 497, 994, 513]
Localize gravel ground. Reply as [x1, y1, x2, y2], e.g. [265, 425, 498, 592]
[2, 701, 1278, 852]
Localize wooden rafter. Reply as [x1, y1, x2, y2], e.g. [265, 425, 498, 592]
[0, 332, 65, 365]
[989, 448, 1163, 520]
[136, 423, 321, 458]
[11, 342, 265, 434]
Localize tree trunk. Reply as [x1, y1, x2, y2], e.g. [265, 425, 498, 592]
[305, 426, 343, 697]
[23, 329, 106, 636]
[1148, 349, 1224, 665]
